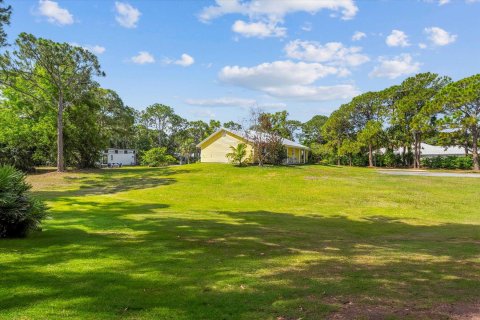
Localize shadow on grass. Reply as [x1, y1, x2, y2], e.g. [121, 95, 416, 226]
[1, 203, 479, 319]
[32, 167, 196, 198]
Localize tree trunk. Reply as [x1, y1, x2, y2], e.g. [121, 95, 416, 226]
[349, 155, 352, 166]
[402, 146, 406, 167]
[413, 133, 421, 169]
[472, 126, 479, 171]
[368, 144, 374, 167]
[57, 95, 65, 172]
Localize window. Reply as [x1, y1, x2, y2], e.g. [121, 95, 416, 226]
[104, 149, 108, 153]
[115, 150, 118, 154]
[110, 155, 113, 161]
[124, 150, 128, 154]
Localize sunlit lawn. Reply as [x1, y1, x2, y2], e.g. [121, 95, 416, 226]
[1, 164, 479, 319]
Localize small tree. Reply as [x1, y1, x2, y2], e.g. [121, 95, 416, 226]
[141, 147, 176, 167]
[0, 165, 47, 238]
[226, 143, 249, 166]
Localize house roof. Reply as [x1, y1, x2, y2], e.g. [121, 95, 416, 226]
[379, 143, 466, 156]
[196, 128, 310, 150]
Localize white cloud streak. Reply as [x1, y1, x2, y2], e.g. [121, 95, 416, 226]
[369, 54, 421, 79]
[37, 0, 74, 25]
[115, 2, 141, 28]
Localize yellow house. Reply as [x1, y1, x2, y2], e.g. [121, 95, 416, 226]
[196, 128, 310, 164]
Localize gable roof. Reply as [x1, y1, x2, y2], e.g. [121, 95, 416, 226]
[196, 128, 310, 150]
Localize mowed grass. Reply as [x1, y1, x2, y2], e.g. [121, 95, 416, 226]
[1, 164, 479, 319]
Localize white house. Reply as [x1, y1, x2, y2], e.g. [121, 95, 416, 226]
[101, 148, 137, 166]
[379, 143, 467, 157]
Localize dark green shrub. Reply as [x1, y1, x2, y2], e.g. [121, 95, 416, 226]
[141, 147, 177, 167]
[421, 156, 473, 170]
[0, 165, 47, 238]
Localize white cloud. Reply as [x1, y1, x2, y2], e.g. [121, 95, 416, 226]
[232, 20, 286, 38]
[37, 0, 74, 25]
[219, 60, 358, 101]
[419, 43, 427, 49]
[115, 2, 141, 28]
[352, 31, 366, 41]
[131, 51, 155, 64]
[284, 40, 369, 67]
[386, 30, 410, 47]
[199, 0, 358, 22]
[438, 0, 451, 5]
[71, 43, 106, 55]
[369, 54, 421, 79]
[199, 0, 357, 39]
[185, 97, 257, 108]
[164, 54, 195, 67]
[424, 27, 457, 46]
[186, 97, 287, 109]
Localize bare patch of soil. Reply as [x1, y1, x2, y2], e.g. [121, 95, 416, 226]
[326, 297, 480, 320]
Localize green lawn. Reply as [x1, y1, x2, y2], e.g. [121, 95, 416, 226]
[1, 164, 479, 319]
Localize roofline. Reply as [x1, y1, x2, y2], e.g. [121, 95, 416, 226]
[196, 127, 310, 150]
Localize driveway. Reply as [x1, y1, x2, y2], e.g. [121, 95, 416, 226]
[377, 169, 480, 178]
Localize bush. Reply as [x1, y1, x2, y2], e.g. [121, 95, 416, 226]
[0, 165, 47, 238]
[141, 147, 177, 167]
[421, 155, 473, 170]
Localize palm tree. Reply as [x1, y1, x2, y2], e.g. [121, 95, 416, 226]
[226, 143, 248, 166]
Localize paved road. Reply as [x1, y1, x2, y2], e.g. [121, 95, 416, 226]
[377, 170, 480, 178]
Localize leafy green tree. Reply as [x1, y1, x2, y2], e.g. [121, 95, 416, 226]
[348, 91, 384, 167]
[141, 147, 176, 167]
[207, 119, 221, 135]
[0, 33, 104, 172]
[300, 115, 329, 146]
[0, 0, 11, 47]
[223, 121, 242, 131]
[428, 74, 480, 170]
[338, 139, 362, 166]
[391, 73, 451, 168]
[226, 143, 249, 166]
[0, 165, 47, 238]
[323, 106, 354, 165]
[142, 104, 176, 147]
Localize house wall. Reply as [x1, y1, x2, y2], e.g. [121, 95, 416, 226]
[102, 149, 136, 165]
[200, 131, 253, 163]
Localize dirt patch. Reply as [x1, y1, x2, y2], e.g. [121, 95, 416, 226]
[326, 297, 480, 320]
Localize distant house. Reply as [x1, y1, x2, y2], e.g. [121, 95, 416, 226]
[196, 128, 310, 164]
[101, 148, 137, 166]
[380, 143, 467, 157]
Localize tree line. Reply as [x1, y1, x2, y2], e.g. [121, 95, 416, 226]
[0, 1, 479, 171]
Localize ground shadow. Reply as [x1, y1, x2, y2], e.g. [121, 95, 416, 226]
[1, 202, 479, 319]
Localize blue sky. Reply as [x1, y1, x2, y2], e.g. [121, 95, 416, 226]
[6, 0, 480, 123]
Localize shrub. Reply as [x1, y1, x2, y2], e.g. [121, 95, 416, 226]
[0, 165, 47, 238]
[421, 155, 473, 170]
[141, 147, 177, 167]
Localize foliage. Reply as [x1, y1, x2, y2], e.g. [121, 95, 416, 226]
[0, 165, 47, 238]
[141, 147, 177, 167]
[421, 156, 473, 170]
[226, 143, 249, 166]
[0, 33, 104, 172]
[0, 0, 11, 47]
[428, 74, 480, 170]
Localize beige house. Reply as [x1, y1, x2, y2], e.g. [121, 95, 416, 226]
[196, 128, 310, 164]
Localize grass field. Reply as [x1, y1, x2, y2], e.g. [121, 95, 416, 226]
[1, 164, 479, 319]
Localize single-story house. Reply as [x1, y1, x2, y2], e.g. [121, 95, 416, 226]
[101, 148, 137, 166]
[196, 128, 310, 164]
